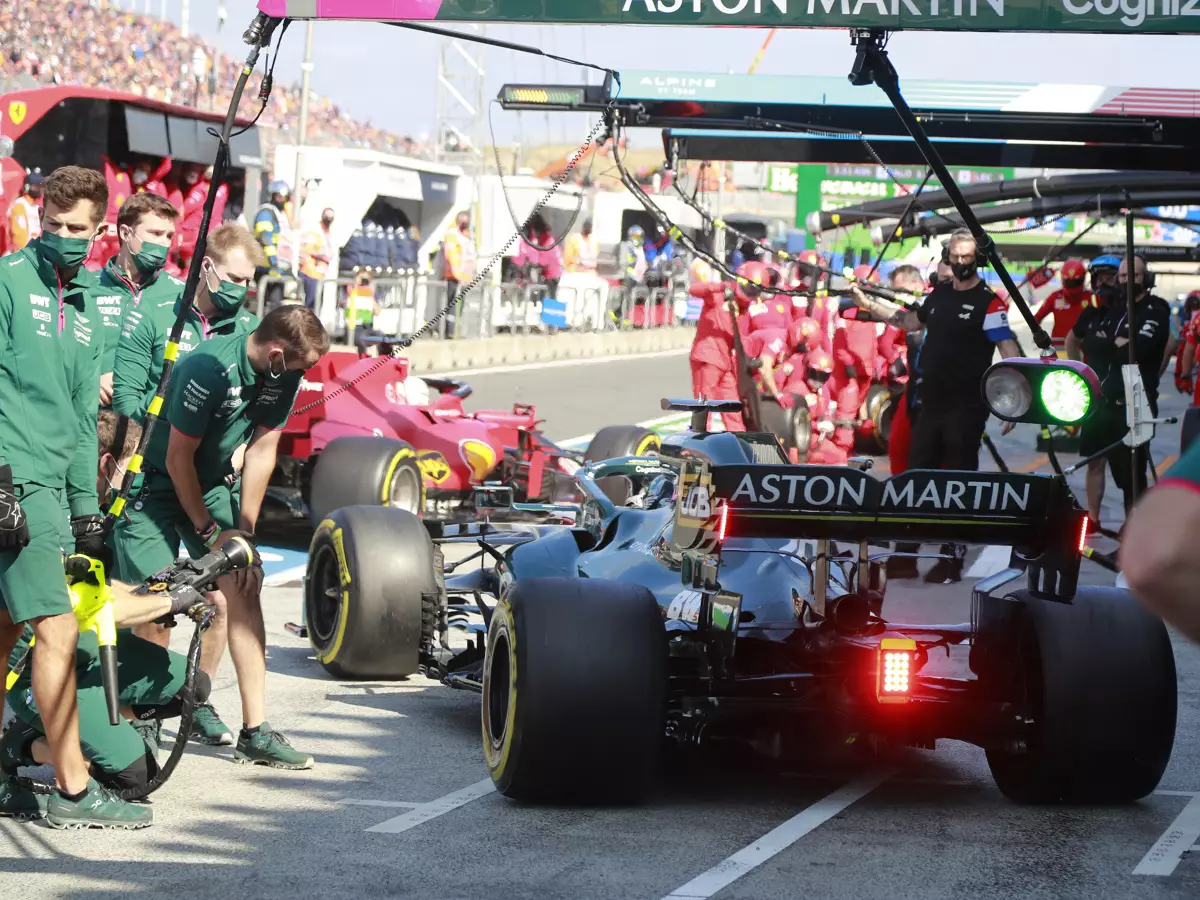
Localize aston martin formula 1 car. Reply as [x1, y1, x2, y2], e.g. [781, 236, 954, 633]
[305, 377, 1177, 807]
[264, 336, 662, 529]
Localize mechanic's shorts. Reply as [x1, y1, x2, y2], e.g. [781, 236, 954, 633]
[110, 477, 240, 583]
[8, 629, 186, 774]
[1078, 401, 1129, 459]
[0, 484, 73, 624]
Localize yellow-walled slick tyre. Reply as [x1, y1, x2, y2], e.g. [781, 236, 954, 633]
[482, 577, 667, 804]
[309, 436, 426, 527]
[305, 505, 437, 680]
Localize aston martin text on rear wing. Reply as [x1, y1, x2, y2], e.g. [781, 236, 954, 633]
[704, 464, 1084, 548]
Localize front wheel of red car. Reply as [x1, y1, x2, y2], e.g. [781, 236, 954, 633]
[309, 436, 426, 526]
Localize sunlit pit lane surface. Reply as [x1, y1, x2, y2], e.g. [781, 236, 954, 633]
[4, 354, 1198, 900]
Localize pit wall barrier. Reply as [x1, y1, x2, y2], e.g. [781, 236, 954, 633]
[253, 272, 697, 372]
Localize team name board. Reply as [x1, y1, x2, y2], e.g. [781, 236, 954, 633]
[709, 466, 1051, 523]
[291, 0, 1200, 36]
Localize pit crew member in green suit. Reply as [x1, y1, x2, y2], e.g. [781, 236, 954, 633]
[1121, 438, 1200, 644]
[94, 192, 185, 408]
[0, 166, 150, 827]
[109, 305, 329, 768]
[110, 222, 260, 747]
[1, 410, 213, 828]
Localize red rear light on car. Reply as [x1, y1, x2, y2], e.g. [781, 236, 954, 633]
[1076, 514, 1089, 554]
[877, 638, 916, 704]
[717, 503, 729, 542]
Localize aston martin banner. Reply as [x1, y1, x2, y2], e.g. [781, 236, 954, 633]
[258, 0, 1200, 35]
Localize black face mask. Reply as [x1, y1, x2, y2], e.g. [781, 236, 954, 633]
[272, 197, 286, 210]
[1093, 283, 1117, 304]
[951, 262, 977, 282]
[321, 216, 333, 227]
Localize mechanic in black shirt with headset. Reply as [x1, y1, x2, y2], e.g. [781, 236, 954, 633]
[851, 229, 1023, 583]
[1066, 253, 1171, 527]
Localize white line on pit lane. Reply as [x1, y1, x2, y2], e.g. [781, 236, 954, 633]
[1134, 793, 1200, 876]
[661, 769, 894, 900]
[965, 545, 1011, 579]
[427, 348, 689, 379]
[342, 778, 497, 834]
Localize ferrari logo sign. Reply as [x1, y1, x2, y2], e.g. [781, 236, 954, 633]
[8, 101, 25, 126]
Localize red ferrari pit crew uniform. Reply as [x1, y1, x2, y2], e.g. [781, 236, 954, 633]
[1182, 312, 1200, 407]
[744, 295, 792, 336]
[801, 355, 854, 467]
[689, 281, 747, 432]
[743, 328, 791, 394]
[1034, 287, 1092, 352]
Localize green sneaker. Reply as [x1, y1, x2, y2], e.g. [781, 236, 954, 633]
[190, 703, 234, 746]
[46, 779, 153, 830]
[234, 723, 314, 770]
[0, 770, 47, 820]
[132, 718, 162, 762]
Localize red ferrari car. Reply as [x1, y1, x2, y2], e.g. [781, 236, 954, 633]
[266, 341, 660, 527]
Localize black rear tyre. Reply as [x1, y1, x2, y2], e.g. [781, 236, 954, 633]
[305, 505, 438, 680]
[983, 587, 1177, 804]
[482, 577, 667, 804]
[309, 436, 425, 526]
[758, 396, 811, 457]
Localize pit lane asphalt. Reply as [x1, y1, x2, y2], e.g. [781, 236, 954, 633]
[3, 352, 1199, 900]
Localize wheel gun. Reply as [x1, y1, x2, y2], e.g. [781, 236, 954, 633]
[4, 537, 255, 727]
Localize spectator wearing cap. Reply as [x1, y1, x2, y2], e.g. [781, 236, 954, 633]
[3, 171, 43, 254]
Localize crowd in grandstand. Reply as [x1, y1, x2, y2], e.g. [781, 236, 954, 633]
[0, 0, 434, 159]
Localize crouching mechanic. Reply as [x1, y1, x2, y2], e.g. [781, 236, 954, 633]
[110, 305, 330, 768]
[1, 411, 214, 826]
[112, 222, 260, 746]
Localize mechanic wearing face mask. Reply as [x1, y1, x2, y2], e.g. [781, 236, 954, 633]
[109, 305, 330, 769]
[1066, 254, 1171, 528]
[0, 166, 147, 826]
[94, 193, 183, 408]
[1, 410, 214, 827]
[850, 230, 1022, 583]
[109, 223, 260, 746]
[1033, 258, 1091, 355]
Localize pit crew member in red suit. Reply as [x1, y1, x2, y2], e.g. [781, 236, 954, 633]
[1033, 258, 1091, 355]
[802, 349, 854, 466]
[687, 263, 777, 432]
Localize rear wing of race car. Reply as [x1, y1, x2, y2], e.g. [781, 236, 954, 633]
[673, 461, 1087, 599]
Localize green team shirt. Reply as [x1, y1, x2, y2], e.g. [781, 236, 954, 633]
[112, 294, 258, 424]
[145, 332, 301, 491]
[1162, 440, 1200, 493]
[0, 243, 101, 517]
[94, 261, 185, 376]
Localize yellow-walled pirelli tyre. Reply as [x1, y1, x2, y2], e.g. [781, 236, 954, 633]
[305, 505, 438, 680]
[981, 587, 1176, 805]
[481, 577, 668, 804]
[583, 426, 661, 464]
[309, 436, 426, 528]
[583, 426, 662, 506]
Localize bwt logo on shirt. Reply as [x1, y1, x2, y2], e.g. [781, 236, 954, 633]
[29, 294, 50, 308]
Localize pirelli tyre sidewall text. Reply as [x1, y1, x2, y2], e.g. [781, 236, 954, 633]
[482, 577, 668, 804]
[305, 505, 436, 680]
[309, 436, 427, 526]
